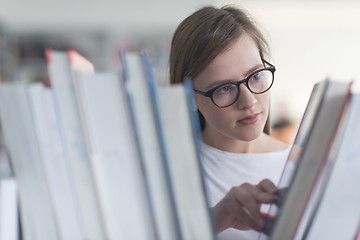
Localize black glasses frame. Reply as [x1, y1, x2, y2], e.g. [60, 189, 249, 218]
[194, 60, 276, 108]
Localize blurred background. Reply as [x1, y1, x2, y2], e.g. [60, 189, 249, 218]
[1, 0, 360, 144]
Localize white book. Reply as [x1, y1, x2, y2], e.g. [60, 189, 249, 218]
[46, 49, 106, 240]
[122, 51, 181, 240]
[305, 93, 360, 240]
[157, 81, 215, 240]
[72, 71, 157, 240]
[0, 144, 13, 178]
[0, 178, 18, 240]
[0, 83, 58, 240]
[27, 83, 84, 240]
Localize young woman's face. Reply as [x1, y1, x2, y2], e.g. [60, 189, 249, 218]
[193, 33, 270, 143]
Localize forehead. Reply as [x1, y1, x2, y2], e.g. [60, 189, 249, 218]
[194, 33, 262, 88]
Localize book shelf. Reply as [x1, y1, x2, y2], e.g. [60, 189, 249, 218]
[1, 46, 360, 240]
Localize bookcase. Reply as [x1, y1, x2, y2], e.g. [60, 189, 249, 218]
[1, 34, 360, 240]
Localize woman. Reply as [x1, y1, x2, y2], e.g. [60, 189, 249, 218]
[169, 5, 291, 239]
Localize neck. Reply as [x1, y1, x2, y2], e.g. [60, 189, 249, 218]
[202, 128, 267, 154]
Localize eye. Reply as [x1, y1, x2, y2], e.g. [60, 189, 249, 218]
[213, 83, 236, 95]
[251, 71, 264, 82]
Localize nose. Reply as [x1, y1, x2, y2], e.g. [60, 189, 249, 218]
[235, 83, 257, 109]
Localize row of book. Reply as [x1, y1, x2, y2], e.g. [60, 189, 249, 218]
[0, 47, 360, 240]
[0, 49, 215, 240]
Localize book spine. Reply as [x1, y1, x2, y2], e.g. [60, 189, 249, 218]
[141, 51, 182, 240]
[184, 79, 216, 239]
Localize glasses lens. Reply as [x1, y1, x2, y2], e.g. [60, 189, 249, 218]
[248, 69, 273, 93]
[212, 83, 238, 107]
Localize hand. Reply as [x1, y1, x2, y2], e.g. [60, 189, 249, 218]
[211, 179, 277, 233]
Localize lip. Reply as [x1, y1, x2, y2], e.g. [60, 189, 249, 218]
[238, 113, 260, 125]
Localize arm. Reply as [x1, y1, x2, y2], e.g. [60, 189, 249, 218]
[211, 179, 277, 233]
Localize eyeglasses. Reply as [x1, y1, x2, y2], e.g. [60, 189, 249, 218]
[194, 60, 275, 108]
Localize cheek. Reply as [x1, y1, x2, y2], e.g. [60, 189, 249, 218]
[197, 101, 233, 128]
[194, 93, 215, 114]
[258, 92, 271, 113]
[194, 94, 204, 109]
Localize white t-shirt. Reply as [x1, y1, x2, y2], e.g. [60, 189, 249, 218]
[201, 142, 291, 240]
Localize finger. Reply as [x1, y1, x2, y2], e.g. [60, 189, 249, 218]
[241, 183, 275, 204]
[226, 191, 261, 231]
[233, 185, 266, 230]
[257, 179, 278, 194]
[213, 193, 259, 232]
[232, 206, 259, 231]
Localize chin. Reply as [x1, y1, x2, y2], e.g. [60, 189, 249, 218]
[237, 128, 263, 142]
[238, 121, 265, 141]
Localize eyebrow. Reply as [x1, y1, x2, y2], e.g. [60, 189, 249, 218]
[205, 63, 265, 90]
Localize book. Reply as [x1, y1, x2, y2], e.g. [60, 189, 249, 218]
[67, 49, 95, 73]
[304, 93, 360, 240]
[0, 178, 18, 240]
[72, 70, 157, 239]
[121, 50, 181, 240]
[142, 51, 215, 239]
[0, 83, 59, 240]
[0, 143, 13, 178]
[260, 79, 352, 239]
[27, 83, 84, 240]
[157, 79, 215, 240]
[0, 140, 18, 240]
[46, 49, 106, 240]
